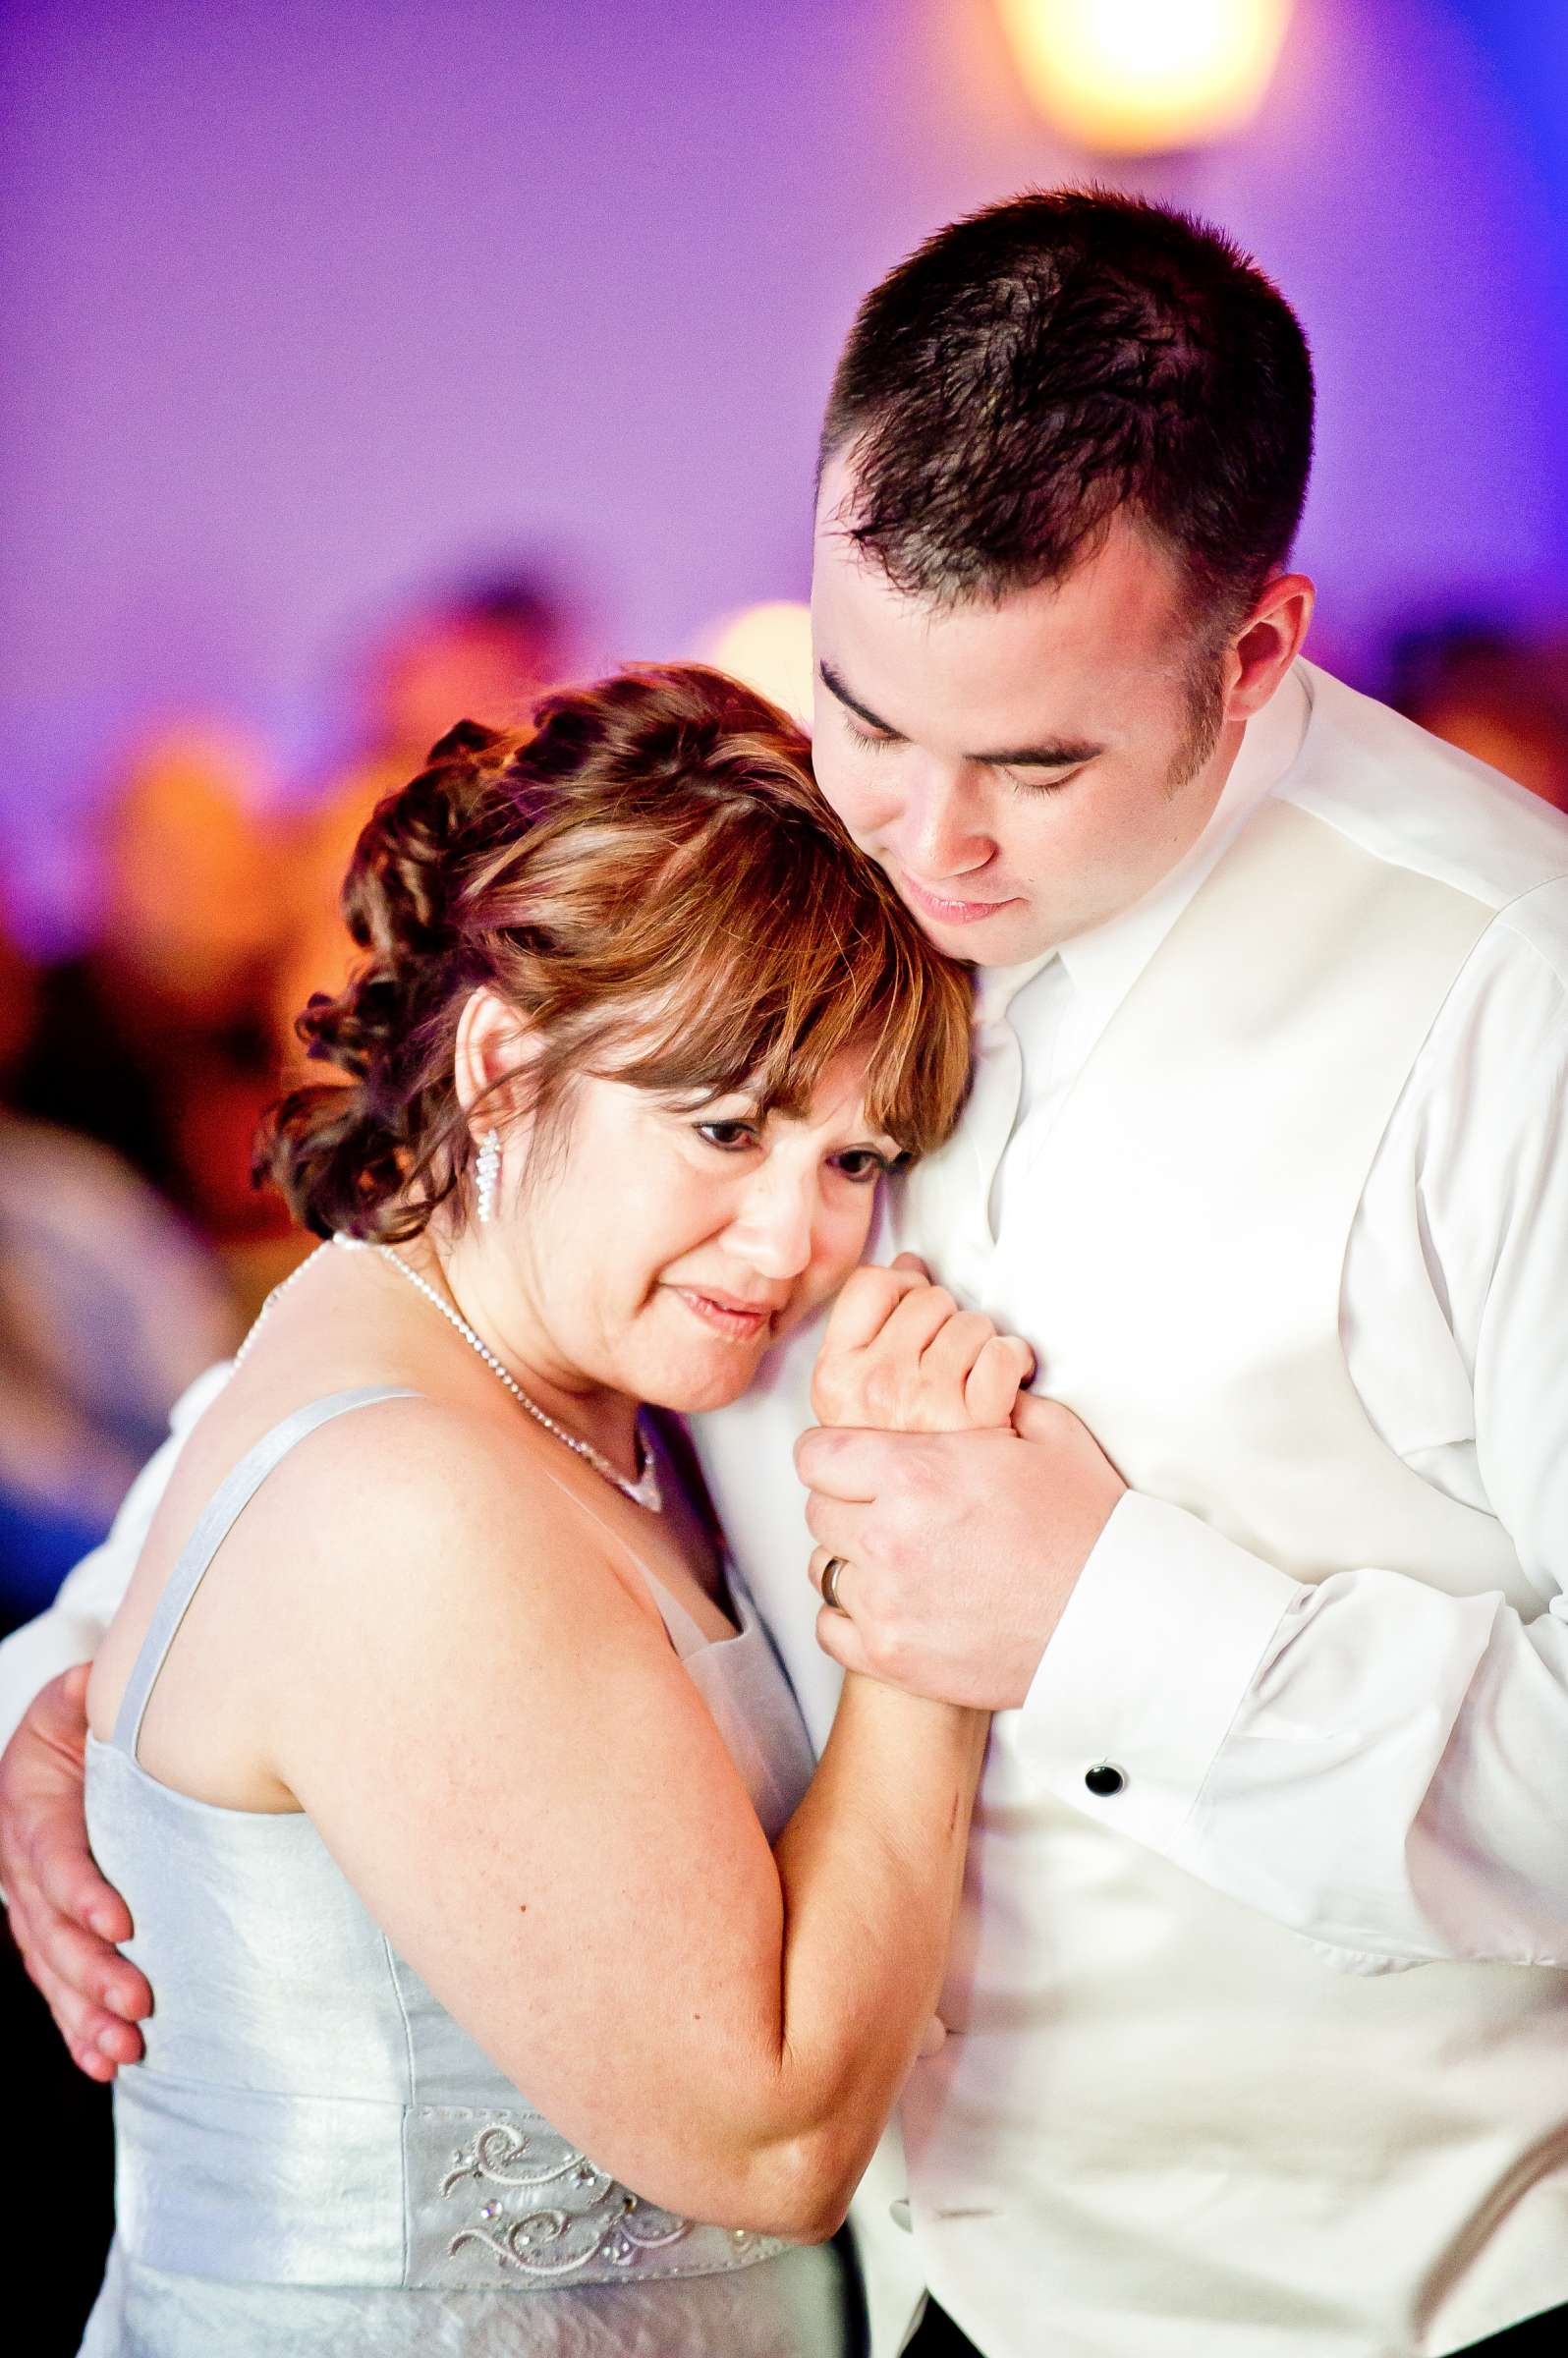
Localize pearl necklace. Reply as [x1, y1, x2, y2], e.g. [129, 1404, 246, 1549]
[343, 1235, 663, 1514]
[233, 1241, 331, 1367]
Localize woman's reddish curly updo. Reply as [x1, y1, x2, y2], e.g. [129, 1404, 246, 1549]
[256, 663, 974, 1244]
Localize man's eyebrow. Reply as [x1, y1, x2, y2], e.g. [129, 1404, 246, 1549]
[969, 736, 1103, 769]
[818, 660, 1100, 770]
[818, 660, 901, 737]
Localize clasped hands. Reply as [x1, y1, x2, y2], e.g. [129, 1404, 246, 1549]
[0, 1255, 1124, 2086]
[801, 1257, 1126, 1709]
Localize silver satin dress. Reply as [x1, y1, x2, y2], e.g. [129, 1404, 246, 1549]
[80, 1385, 859, 2355]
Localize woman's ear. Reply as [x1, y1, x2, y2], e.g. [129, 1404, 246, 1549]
[453, 985, 536, 1140]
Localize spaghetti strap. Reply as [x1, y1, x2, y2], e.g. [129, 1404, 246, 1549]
[635, 1560, 718, 1660]
[110, 1385, 420, 1763]
[518, 1415, 738, 1660]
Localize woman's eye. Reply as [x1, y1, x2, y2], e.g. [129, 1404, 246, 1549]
[847, 722, 895, 752]
[831, 1149, 891, 1184]
[696, 1119, 758, 1152]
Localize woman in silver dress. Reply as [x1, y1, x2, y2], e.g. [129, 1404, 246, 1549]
[78, 664, 1033, 2355]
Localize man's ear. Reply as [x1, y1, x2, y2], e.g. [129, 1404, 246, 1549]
[1224, 572, 1316, 723]
[453, 985, 536, 1140]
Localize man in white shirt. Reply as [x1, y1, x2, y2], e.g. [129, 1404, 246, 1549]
[4, 191, 1567, 2358]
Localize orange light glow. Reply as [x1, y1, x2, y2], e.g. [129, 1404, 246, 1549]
[701, 600, 814, 729]
[995, 0, 1293, 154]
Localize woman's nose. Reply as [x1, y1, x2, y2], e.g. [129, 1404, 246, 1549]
[730, 1167, 816, 1280]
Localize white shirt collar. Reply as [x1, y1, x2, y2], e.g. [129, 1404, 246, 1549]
[976, 662, 1313, 1034]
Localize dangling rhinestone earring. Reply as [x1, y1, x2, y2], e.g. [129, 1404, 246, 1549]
[475, 1130, 501, 1225]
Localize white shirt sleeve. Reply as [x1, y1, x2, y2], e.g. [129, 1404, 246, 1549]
[1017, 916, 1568, 1971]
[0, 1361, 233, 1759]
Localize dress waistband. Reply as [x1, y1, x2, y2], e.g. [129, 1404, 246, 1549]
[113, 2071, 788, 2292]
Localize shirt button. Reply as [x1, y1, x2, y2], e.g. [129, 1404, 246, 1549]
[1084, 1762, 1125, 1797]
[889, 2197, 913, 2232]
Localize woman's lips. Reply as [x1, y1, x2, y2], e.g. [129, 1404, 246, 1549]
[669, 1286, 777, 1340]
[898, 870, 1019, 926]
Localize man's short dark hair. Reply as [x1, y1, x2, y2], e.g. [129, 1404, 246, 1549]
[821, 188, 1315, 633]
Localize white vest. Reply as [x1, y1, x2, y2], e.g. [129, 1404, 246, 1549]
[694, 678, 1568, 2358]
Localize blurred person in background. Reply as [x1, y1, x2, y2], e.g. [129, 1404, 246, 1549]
[271, 569, 574, 1059]
[1388, 620, 1568, 814]
[0, 915, 241, 1630]
[0, 725, 281, 2358]
[10, 721, 293, 1284]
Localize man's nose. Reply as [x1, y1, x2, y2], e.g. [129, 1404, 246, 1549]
[895, 763, 990, 880]
[730, 1166, 816, 1280]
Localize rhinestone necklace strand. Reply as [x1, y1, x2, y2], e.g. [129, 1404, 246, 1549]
[341, 1234, 663, 1513]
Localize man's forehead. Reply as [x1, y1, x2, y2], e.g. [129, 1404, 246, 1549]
[812, 538, 1187, 746]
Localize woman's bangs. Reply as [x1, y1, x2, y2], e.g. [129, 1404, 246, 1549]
[574, 807, 973, 1151]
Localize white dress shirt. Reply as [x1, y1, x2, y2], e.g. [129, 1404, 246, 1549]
[915, 668, 1568, 1972]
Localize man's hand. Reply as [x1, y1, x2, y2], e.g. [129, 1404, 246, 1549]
[799, 1394, 1127, 1708]
[0, 1665, 150, 2079]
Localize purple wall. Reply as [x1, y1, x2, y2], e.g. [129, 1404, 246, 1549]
[3, 0, 1566, 938]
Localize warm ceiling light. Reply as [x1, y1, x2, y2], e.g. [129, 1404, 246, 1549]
[701, 600, 815, 729]
[995, 0, 1294, 154]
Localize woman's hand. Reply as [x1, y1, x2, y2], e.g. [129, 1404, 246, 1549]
[812, 1254, 1034, 1435]
[806, 1256, 1017, 2065]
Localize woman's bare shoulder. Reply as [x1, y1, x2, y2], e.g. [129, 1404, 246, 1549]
[241, 1386, 654, 1623]
[89, 1384, 665, 1785]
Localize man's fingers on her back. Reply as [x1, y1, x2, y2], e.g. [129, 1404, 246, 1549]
[12, 1938, 142, 2072]
[23, 1661, 93, 1768]
[12, 1771, 136, 1940]
[49, 1659, 91, 1717]
[28, 1657, 90, 1737]
[32, 1835, 136, 1944]
[24, 1899, 151, 2021]
[1, 1664, 132, 1939]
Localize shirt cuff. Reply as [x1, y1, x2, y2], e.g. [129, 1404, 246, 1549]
[1016, 1491, 1301, 1850]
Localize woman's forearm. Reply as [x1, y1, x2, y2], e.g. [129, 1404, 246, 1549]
[733, 1675, 988, 2234]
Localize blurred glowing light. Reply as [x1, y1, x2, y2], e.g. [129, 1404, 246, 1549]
[995, 0, 1293, 154]
[701, 600, 814, 728]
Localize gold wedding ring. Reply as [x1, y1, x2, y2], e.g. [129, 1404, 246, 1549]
[821, 1555, 850, 1614]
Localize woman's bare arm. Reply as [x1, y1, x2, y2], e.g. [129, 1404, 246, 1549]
[219, 1394, 984, 2242]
